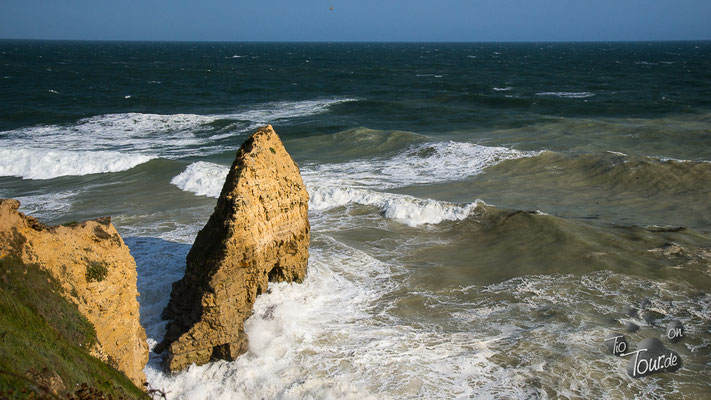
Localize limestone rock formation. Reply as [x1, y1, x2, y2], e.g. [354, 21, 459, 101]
[157, 125, 310, 372]
[0, 199, 149, 386]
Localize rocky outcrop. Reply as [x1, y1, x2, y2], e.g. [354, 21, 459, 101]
[157, 125, 310, 372]
[0, 199, 149, 386]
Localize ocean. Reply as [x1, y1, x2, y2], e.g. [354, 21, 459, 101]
[1, 40, 710, 399]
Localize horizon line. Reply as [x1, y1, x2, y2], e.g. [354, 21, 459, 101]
[1, 37, 710, 45]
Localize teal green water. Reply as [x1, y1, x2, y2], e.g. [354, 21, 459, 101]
[1, 41, 710, 399]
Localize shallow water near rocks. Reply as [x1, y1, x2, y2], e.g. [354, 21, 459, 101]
[1, 40, 710, 399]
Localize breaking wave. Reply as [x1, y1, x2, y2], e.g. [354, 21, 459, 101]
[0, 148, 154, 180]
[168, 159, 482, 227]
[309, 186, 483, 227]
[0, 98, 355, 179]
[301, 141, 539, 189]
[170, 162, 229, 198]
[168, 140, 529, 226]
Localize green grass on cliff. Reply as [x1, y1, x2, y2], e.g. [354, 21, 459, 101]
[0, 256, 146, 399]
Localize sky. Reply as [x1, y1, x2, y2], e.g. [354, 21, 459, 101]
[1, 0, 710, 42]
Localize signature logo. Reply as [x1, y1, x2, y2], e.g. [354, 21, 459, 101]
[621, 338, 682, 378]
[603, 305, 685, 378]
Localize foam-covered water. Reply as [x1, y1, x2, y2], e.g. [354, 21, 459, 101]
[0, 148, 154, 180]
[168, 140, 521, 227]
[0, 98, 353, 179]
[301, 141, 539, 189]
[170, 159, 484, 227]
[170, 162, 229, 198]
[2, 41, 710, 399]
[131, 219, 711, 399]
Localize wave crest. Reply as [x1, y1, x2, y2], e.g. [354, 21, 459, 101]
[0, 148, 153, 180]
[170, 140, 530, 226]
[310, 186, 482, 227]
[170, 161, 229, 198]
[303, 141, 538, 189]
[0, 98, 356, 179]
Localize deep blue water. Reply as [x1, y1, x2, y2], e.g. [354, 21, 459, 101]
[2, 40, 710, 132]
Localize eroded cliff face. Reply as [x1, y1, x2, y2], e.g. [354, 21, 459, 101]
[0, 199, 149, 386]
[158, 125, 310, 372]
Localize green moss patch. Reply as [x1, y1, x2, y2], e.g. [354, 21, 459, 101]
[85, 262, 109, 283]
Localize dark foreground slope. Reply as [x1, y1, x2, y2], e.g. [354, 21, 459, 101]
[0, 256, 146, 399]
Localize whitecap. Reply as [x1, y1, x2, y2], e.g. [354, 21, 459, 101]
[171, 140, 532, 225]
[170, 157, 487, 227]
[170, 161, 229, 198]
[222, 98, 357, 124]
[309, 186, 483, 226]
[303, 141, 539, 188]
[535, 91, 594, 99]
[0, 148, 153, 180]
[0, 98, 357, 177]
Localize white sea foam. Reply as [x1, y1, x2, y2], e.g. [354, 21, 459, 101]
[132, 225, 698, 398]
[223, 98, 356, 124]
[0, 148, 154, 180]
[141, 238, 393, 399]
[169, 160, 481, 226]
[12, 190, 79, 220]
[170, 140, 532, 225]
[493, 86, 512, 91]
[303, 141, 538, 188]
[140, 233, 551, 399]
[1, 112, 218, 164]
[170, 161, 229, 198]
[0, 98, 353, 179]
[536, 91, 594, 99]
[309, 186, 482, 226]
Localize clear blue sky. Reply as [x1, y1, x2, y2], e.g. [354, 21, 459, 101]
[1, 0, 709, 42]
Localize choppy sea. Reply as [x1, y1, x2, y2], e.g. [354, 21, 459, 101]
[1, 40, 710, 399]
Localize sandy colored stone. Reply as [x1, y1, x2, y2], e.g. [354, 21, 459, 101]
[0, 199, 149, 386]
[158, 125, 310, 372]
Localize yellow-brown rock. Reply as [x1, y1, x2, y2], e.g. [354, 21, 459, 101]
[0, 199, 149, 386]
[157, 125, 310, 372]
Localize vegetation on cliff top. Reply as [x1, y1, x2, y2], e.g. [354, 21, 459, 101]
[0, 256, 146, 399]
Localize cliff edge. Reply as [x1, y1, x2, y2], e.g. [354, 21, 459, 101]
[157, 125, 310, 372]
[0, 199, 149, 386]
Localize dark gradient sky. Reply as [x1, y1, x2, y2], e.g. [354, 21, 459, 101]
[1, 0, 710, 42]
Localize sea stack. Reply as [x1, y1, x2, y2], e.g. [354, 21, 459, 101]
[157, 125, 310, 372]
[0, 199, 149, 386]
